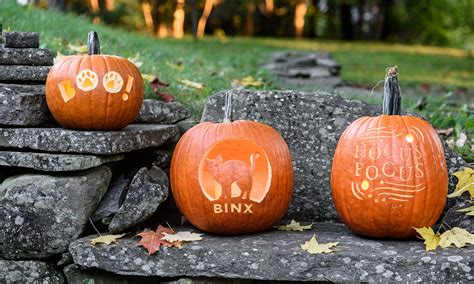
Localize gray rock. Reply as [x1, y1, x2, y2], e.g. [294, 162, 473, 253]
[92, 174, 130, 223]
[0, 124, 179, 155]
[135, 99, 191, 124]
[176, 117, 198, 134]
[0, 83, 54, 126]
[151, 149, 173, 168]
[0, 48, 53, 65]
[202, 90, 468, 222]
[1, 166, 112, 258]
[0, 151, 123, 171]
[3, 32, 40, 48]
[69, 223, 473, 282]
[109, 166, 169, 233]
[0, 65, 50, 82]
[64, 264, 164, 284]
[0, 260, 64, 284]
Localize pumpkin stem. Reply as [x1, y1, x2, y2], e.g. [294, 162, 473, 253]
[223, 92, 233, 123]
[87, 31, 100, 55]
[382, 66, 401, 115]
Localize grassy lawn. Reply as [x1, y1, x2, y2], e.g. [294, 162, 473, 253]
[1, 1, 473, 161]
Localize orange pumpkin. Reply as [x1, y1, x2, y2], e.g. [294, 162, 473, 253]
[46, 31, 143, 130]
[170, 93, 293, 234]
[331, 67, 448, 238]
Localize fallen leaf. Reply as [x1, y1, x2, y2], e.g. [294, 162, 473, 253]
[142, 76, 175, 102]
[457, 205, 474, 216]
[232, 76, 265, 87]
[301, 234, 338, 254]
[162, 231, 203, 242]
[439, 227, 474, 248]
[448, 167, 474, 198]
[90, 233, 126, 245]
[166, 61, 184, 71]
[177, 79, 204, 90]
[127, 53, 143, 68]
[141, 73, 157, 82]
[277, 220, 312, 232]
[413, 227, 440, 251]
[137, 225, 182, 255]
[436, 127, 454, 137]
[67, 43, 88, 54]
[455, 132, 468, 148]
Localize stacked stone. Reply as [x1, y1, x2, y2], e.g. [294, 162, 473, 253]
[0, 30, 196, 283]
[261, 51, 343, 92]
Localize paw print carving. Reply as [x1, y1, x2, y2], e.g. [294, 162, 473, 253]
[103, 71, 124, 93]
[76, 69, 99, 91]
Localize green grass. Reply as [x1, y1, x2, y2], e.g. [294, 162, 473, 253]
[2, 0, 473, 161]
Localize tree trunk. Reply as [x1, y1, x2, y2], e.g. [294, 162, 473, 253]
[196, 0, 214, 38]
[294, 0, 307, 38]
[47, 0, 66, 11]
[142, 1, 154, 33]
[339, 3, 354, 40]
[245, 0, 255, 36]
[173, 0, 186, 38]
[380, 0, 394, 40]
[326, 0, 338, 39]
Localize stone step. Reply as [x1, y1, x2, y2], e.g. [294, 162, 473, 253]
[134, 99, 192, 124]
[0, 124, 179, 155]
[0, 65, 50, 82]
[0, 48, 53, 66]
[0, 150, 123, 172]
[0, 83, 55, 126]
[68, 223, 473, 282]
[3, 32, 40, 48]
[1, 260, 64, 283]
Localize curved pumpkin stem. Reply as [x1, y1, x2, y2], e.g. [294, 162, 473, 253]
[223, 91, 233, 123]
[87, 31, 100, 55]
[382, 66, 401, 115]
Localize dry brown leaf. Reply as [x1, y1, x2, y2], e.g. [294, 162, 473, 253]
[90, 233, 126, 245]
[413, 227, 440, 251]
[162, 231, 203, 242]
[276, 220, 312, 232]
[301, 234, 338, 254]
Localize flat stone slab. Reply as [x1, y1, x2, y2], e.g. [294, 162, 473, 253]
[3, 32, 40, 48]
[0, 124, 179, 155]
[0, 151, 123, 172]
[0, 48, 53, 66]
[69, 223, 473, 282]
[0, 65, 50, 82]
[0, 83, 55, 126]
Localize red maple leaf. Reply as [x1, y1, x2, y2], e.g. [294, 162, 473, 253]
[137, 225, 181, 255]
[149, 77, 175, 103]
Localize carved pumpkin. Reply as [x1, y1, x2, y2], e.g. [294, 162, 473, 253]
[46, 31, 143, 130]
[170, 93, 293, 234]
[331, 67, 448, 239]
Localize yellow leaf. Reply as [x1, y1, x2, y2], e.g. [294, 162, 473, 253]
[439, 227, 474, 248]
[457, 205, 474, 216]
[448, 168, 474, 198]
[232, 76, 265, 87]
[277, 220, 312, 232]
[161, 231, 203, 242]
[301, 234, 338, 254]
[177, 79, 204, 90]
[67, 44, 88, 54]
[141, 73, 157, 82]
[90, 233, 126, 245]
[413, 227, 440, 251]
[166, 61, 184, 71]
